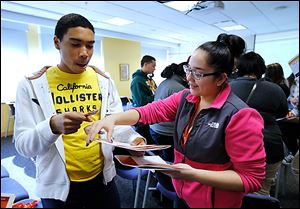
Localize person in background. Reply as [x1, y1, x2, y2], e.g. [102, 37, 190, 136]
[287, 73, 299, 117]
[13, 13, 145, 208]
[86, 40, 266, 208]
[279, 73, 299, 164]
[130, 55, 157, 144]
[150, 61, 189, 162]
[216, 33, 246, 81]
[149, 61, 189, 196]
[131, 55, 157, 107]
[265, 63, 290, 98]
[229, 52, 289, 196]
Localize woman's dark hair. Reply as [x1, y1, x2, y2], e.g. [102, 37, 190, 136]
[237, 52, 266, 79]
[161, 62, 187, 79]
[265, 63, 285, 84]
[216, 33, 246, 59]
[197, 41, 234, 76]
[55, 13, 94, 41]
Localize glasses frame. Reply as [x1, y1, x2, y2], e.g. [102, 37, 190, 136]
[183, 64, 221, 80]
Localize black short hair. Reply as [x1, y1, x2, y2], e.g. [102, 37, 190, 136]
[237, 52, 266, 79]
[54, 13, 95, 40]
[265, 63, 285, 84]
[141, 55, 156, 68]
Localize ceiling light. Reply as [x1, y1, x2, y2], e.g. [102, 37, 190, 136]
[163, 1, 198, 12]
[102, 17, 134, 26]
[214, 20, 247, 31]
[219, 25, 247, 31]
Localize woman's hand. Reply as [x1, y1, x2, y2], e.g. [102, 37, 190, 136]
[161, 163, 195, 180]
[85, 115, 116, 146]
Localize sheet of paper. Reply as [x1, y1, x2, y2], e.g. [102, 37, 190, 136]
[96, 139, 171, 151]
[114, 155, 177, 171]
[289, 54, 299, 77]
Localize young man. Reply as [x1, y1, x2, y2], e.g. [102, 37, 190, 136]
[130, 55, 157, 144]
[130, 55, 157, 107]
[14, 13, 145, 208]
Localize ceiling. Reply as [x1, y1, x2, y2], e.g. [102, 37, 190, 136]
[1, 1, 299, 48]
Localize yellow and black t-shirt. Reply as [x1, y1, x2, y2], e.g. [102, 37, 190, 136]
[46, 66, 104, 182]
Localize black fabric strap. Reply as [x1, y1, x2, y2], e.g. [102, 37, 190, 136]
[246, 80, 259, 104]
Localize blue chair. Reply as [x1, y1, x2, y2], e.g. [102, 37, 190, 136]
[116, 167, 148, 208]
[1, 165, 10, 178]
[1, 178, 29, 202]
[156, 182, 177, 201]
[141, 172, 178, 208]
[114, 147, 149, 208]
[241, 193, 280, 208]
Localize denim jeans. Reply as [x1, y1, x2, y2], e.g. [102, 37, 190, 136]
[41, 173, 120, 208]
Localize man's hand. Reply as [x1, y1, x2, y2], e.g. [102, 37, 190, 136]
[50, 112, 92, 135]
[128, 137, 146, 157]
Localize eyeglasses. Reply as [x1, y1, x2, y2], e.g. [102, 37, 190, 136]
[183, 64, 220, 80]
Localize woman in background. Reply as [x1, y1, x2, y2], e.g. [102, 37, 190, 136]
[230, 52, 289, 196]
[216, 33, 246, 80]
[150, 61, 189, 162]
[265, 63, 290, 98]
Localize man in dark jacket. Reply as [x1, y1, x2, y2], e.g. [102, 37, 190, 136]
[130, 55, 157, 143]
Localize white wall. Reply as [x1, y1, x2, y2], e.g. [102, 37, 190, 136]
[255, 39, 299, 78]
[141, 46, 168, 85]
[1, 21, 29, 103]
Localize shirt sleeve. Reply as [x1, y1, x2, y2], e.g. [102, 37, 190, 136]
[225, 108, 266, 193]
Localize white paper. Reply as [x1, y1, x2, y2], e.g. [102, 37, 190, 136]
[96, 139, 171, 151]
[289, 54, 299, 77]
[115, 155, 177, 171]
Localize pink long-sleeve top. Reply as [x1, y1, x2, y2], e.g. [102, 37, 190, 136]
[135, 85, 266, 208]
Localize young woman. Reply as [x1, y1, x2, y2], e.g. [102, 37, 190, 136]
[86, 41, 266, 208]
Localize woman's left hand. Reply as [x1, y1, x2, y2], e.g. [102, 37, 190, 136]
[161, 163, 195, 180]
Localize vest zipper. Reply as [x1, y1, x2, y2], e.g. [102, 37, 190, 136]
[180, 155, 185, 197]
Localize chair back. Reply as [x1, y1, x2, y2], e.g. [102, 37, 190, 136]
[8, 103, 15, 116]
[120, 97, 130, 106]
[241, 193, 280, 208]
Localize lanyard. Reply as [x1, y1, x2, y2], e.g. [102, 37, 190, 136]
[181, 102, 200, 148]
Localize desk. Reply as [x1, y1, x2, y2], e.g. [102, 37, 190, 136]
[277, 116, 299, 123]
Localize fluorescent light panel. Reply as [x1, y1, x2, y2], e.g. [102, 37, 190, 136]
[219, 25, 247, 31]
[102, 17, 134, 26]
[214, 20, 247, 31]
[164, 1, 198, 12]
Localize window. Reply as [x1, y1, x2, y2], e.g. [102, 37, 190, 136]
[1, 20, 29, 103]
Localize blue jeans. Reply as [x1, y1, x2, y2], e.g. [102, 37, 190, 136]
[41, 173, 120, 208]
